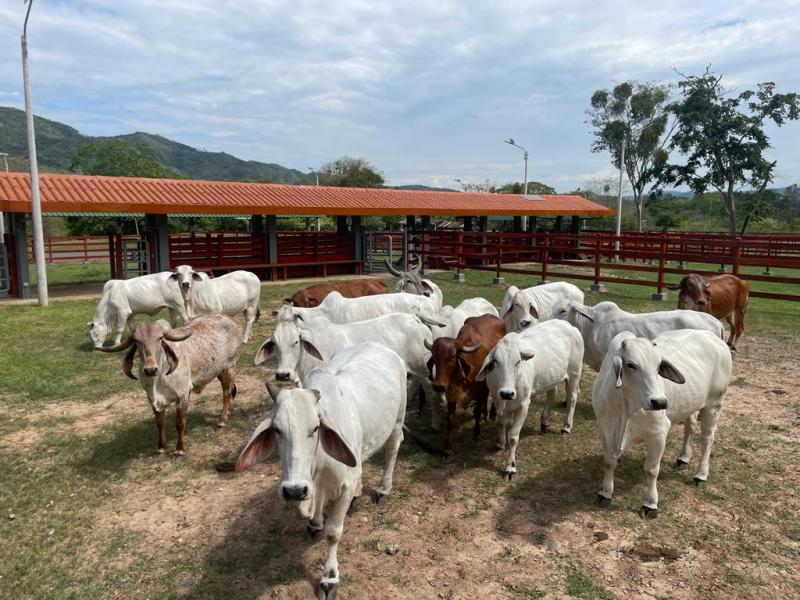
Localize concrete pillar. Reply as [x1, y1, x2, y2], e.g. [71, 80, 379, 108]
[251, 214, 264, 236]
[352, 216, 363, 262]
[336, 216, 348, 235]
[145, 214, 170, 272]
[9, 213, 31, 299]
[266, 215, 278, 263]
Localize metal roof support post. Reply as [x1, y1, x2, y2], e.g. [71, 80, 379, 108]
[251, 214, 264, 236]
[570, 216, 581, 249]
[266, 215, 277, 266]
[145, 214, 170, 272]
[513, 216, 523, 233]
[420, 216, 431, 274]
[336, 216, 348, 235]
[9, 212, 30, 298]
[351, 216, 363, 271]
[478, 216, 489, 267]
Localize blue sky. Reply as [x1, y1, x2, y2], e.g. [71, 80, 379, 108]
[1, 0, 798, 191]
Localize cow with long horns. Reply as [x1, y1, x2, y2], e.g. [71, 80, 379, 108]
[100, 314, 242, 455]
[385, 255, 443, 310]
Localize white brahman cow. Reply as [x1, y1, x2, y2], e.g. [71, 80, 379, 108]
[552, 299, 725, 371]
[501, 281, 584, 332]
[592, 329, 732, 518]
[170, 265, 261, 342]
[476, 320, 584, 480]
[235, 342, 407, 599]
[385, 257, 444, 310]
[431, 297, 499, 340]
[284, 289, 439, 323]
[85, 274, 189, 349]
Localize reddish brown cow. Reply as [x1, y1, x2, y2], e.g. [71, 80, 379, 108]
[284, 279, 388, 307]
[667, 273, 750, 350]
[425, 314, 506, 454]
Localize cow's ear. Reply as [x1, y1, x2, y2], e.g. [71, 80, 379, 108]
[271, 310, 279, 317]
[658, 359, 685, 384]
[420, 280, 434, 294]
[475, 354, 495, 381]
[300, 337, 324, 361]
[254, 339, 276, 365]
[161, 341, 180, 375]
[307, 298, 319, 307]
[319, 415, 357, 467]
[123, 345, 138, 380]
[666, 278, 685, 291]
[169, 271, 179, 280]
[528, 304, 540, 320]
[575, 306, 595, 322]
[282, 297, 293, 305]
[613, 356, 623, 388]
[519, 346, 536, 361]
[191, 272, 203, 281]
[457, 354, 472, 379]
[502, 304, 514, 318]
[235, 417, 276, 472]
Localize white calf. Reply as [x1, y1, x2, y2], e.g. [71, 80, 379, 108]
[592, 329, 732, 517]
[235, 342, 407, 599]
[285, 290, 439, 324]
[432, 297, 499, 340]
[502, 281, 584, 332]
[476, 320, 584, 479]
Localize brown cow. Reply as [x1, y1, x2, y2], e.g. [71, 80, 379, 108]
[424, 314, 506, 454]
[284, 279, 388, 307]
[667, 273, 750, 350]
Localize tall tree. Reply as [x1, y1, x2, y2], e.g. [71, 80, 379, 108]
[588, 82, 673, 231]
[318, 156, 384, 188]
[71, 139, 181, 178]
[662, 68, 799, 235]
[497, 181, 556, 195]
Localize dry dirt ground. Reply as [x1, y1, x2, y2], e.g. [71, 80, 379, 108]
[3, 330, 799, 599]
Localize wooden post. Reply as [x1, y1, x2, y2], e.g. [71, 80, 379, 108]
[108, 234, 116, 279]
[733, 237, 741, 275]
[453, 230, 464, 281]
[651, 237, 667, 300]
[540, 230, 549, 283]
[266, 215, 278, 277]
[493, 230, 504, 284]
[589, 238, 603, 292]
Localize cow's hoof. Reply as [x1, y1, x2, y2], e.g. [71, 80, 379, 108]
[370, 490, 387, 505]
[560, 428, 571, 437]
[155, 449, 166, 456]
[173, 449, 185, 457]
[305, 523, 323, 542]
[493, 443, 505, 453]
[595, 495, 612, 508]
[504, 469, 516, 481]
[540, 423, 549, 434]
[693, 477, 707, 487]
[216, 422, 227, 429]
[674, 459, 689, 471]
[640, 505, 658, 519]
[317, 579, 339, 600]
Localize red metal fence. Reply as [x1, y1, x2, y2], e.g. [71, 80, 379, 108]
[28, 235, 139, 263]
[408, 230, 800, 302]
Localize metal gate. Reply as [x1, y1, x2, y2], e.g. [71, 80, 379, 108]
[122, 236, 150, 278]
[0, 243, 9, 293]
[363, 231, 406, 273]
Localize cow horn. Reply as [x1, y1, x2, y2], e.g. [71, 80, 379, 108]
[410, 254, 422, 273]
[423, 338, 433, 351]
[384, 258, 403, 277]
[459, 343, 482, 354]
[164, 328, 193, 342]
[98, 335, 134, 353]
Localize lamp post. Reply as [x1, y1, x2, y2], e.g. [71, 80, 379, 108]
[21, 0, 48, 305]
[505, 138, 529, 230]
[614, 138, 626, 260]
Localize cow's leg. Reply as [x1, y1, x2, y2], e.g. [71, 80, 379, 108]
[374, 422, 404, 501]
[306, 487, 327, 541]
[641, 430, 667, 518]
[115, 311, 133, 346]
[242, 308, 255, 343]
[217, 370, 235, 427]
[725, 315, 736, 348]
[675, 414, 696, 469]
[561, 376, 580, 435]
[504, 401, 530, 481]
[694, 403, 721, 485]
[445, 400, 458, 455]
[733, 307, 745, 349]
[427, 383, 445, 432]
[540, 389, 556, 434]
[472, 388, 488, 440]
[494, 413, 507, 451]
[174, 396, 189, 456]
[596, 430, 619, 508]
[318, 485, 356, 600]
[152, 409, 166, 455]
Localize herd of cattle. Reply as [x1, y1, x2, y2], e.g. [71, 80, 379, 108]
[85, 260, 750, 598]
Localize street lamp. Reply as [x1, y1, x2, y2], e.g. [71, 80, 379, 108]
[505, 137, 529, 230]
[308, 167, 319, 186]
[21, 0, 48, 305]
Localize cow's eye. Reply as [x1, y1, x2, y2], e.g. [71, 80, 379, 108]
[293, 340, 299, 346]
[310, 425, 319, 437]
[626, 363, 637, 370]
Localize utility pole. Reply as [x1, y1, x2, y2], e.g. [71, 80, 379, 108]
[614, 138, 626, 261]
[308, 168, 320, 230]
[505, 138, 529, 231]
[22, 0, 48, 305]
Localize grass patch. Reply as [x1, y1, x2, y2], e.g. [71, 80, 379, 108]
[565, 567, 615, 600]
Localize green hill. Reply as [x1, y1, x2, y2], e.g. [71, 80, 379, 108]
[0, 106, 312, 183]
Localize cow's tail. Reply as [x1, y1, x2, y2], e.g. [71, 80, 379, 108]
[402, 425, 448, 458]
[256, 307, 261, 321]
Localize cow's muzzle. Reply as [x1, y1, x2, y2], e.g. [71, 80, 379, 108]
[275, 371, 291, 382]
[697, 299, 707, 305]
[499, 389, 515, 400]
[143, 367, 159, 377]
[281, 483, 309, 501]
[648, 397, 668, 411]
[520, 319, 532, 328]
[181, 281, 190, 289]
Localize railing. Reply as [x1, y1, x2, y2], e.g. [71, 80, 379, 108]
[408, 230, 800, 302]
[0, 242, 10, 293]
[28, 235, 140, 264]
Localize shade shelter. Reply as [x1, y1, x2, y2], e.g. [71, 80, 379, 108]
[0, 172, 612, 298]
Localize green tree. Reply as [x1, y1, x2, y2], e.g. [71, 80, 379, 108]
[71, 139, 181, 178]
[318, 156, 384, 188]
[497, 181, 556, 194]
[661, 68, 800, 235]
[588, 81, 673, 231]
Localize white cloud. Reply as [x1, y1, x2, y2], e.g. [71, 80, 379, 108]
[0, 0, 797, 190]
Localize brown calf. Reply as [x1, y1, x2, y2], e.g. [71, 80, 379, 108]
[284, 279, 388, 307]
[425, 314, 506, 454]
[667, 273, 750, 350]
[100, 315, 242, 455]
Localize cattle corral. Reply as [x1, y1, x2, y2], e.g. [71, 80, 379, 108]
[1, 270, 799, 599]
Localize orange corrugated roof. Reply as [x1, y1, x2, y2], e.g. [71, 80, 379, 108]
[0, 172, 613, 217]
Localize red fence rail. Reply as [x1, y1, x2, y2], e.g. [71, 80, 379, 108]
[408, 230, 800, 302]
[28, 235, 140, 264]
